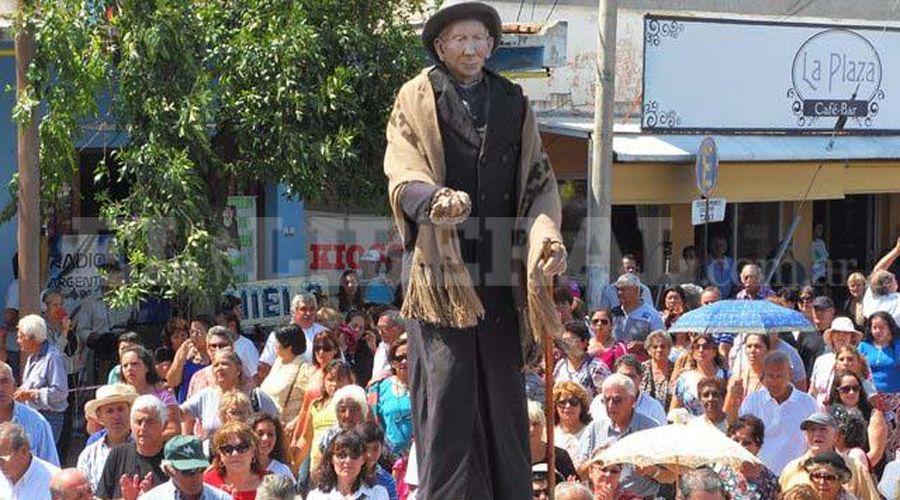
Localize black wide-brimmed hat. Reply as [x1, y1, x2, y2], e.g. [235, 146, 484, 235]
[422, 1, 502, 61]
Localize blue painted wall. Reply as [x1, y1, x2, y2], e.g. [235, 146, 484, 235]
[0, 44, 19, 300]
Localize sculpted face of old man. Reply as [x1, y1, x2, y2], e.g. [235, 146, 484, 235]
[433, 19, 494, 85]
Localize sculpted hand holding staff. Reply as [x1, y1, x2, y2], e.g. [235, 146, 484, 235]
[384, 2, 567, 498]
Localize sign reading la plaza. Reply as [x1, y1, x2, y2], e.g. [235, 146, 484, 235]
[641, 16, 900, 133]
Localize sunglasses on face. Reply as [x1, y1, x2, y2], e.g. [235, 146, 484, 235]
[555, 398, 581, 408]
[809, 472, 838, 482]
[314, 345, 335, 353]
[219, 443, 251, 455]
[392, 354, 408, 363]
[179, 468, 205, 476]
[838, 384, 861, 394]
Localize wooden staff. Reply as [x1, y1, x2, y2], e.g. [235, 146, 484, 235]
[544, 324, 557, 495]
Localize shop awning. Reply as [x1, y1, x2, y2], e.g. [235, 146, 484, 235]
[538, 115, 900, 163]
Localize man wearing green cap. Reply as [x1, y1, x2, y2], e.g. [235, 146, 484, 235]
[140, 436, 231, 500]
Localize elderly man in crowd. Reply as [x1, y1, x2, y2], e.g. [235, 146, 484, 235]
[730, 328, 808, 392]
[0, 360, 58, 465]
[140, 435, 231, 500]
[14, 313, 68, 441]
[735, 264, 774, 300]
[258, 293, 327, 379]
[576, 374, 661, 497]
[0, 421, 59, 497]
[609, 274, 664, 348]
[50, 468, 93, 500]
[95, 395, 168, 499]
[700, 286, 721, 307]
[371, 309, 405, 382]
[679, 467, 728, 500]
[739, 351, 817, 475]
[779, 412, 879, 500]
[589, 355, 666, 425]
[77, 384, 137, 490]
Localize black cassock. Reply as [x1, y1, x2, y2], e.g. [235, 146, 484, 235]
[398, 66, 532, 500]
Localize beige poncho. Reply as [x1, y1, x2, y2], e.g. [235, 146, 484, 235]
[384, 68, 564, 359]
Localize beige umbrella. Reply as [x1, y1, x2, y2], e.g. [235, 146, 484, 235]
[596, 423, 763, 469]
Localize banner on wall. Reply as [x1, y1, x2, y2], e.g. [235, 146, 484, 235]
[227, 275, 329, 327]
[303, 210, 400, 289]
[48, 234, 116, 310]
[225, 196, 258, 282]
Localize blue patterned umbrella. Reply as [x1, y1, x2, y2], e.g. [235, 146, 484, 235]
[669, 299, 815, 335]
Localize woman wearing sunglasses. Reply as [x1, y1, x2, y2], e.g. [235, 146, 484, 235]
[368, 337, 413, 457]
[308, 428, 389, 499]
[586, 448, 637, 500]
[671, 333, 727, 418]
[715, 415, 780, 500]
[824, 370, 887, 469]
[587, 309, 627, 370]
[204, 421, 268, 499]
[552, 381, 591, 464]
[801, 451, 856, 500]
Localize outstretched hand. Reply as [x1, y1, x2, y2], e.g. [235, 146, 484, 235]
[430, 188, 471, 225]
[541, 241, 567, 277]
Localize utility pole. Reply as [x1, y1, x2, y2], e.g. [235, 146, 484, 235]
[587, 0, 617, 308]
[15, 0, 40, 315]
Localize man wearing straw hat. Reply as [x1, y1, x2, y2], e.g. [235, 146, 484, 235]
[384, 1, 567, 497]
[77, 384, 137, 491]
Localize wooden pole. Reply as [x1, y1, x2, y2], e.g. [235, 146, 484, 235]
[586, 0, 617, 309]
[15, 0, 41, 316]
[544, 328, 556, 495]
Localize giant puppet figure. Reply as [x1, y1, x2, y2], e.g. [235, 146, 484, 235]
[384, 2, 567, 498]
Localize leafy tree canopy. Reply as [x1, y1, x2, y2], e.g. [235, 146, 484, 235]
[12, 0, 426, 310]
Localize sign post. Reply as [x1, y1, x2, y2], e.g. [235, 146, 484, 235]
[695, 137, 719, 263]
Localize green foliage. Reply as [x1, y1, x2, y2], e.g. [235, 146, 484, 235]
[18, 0, 426, 310]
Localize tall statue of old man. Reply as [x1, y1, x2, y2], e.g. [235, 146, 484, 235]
[384, 2, 567, 498]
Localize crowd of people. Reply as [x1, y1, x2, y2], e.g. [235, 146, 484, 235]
[0, 238, 899, 498]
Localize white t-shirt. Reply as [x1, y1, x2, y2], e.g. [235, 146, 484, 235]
[233, 335, 260, 378]
[371, 341, 392, 382]
[739, 387, 817, 475]
[307, 484, 389, 500]
[260, 323, 327, 365]
[862, 287, 900, 325]
[879, 457, 900, 500]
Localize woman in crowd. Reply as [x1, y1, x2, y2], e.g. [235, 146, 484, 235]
[181, 350, 278, 438]
[671, 332, 726, 417]
[859, 310, 900, 458]
[640, 330, 674, 409]
[715, 415, 780, 499]
[824, 370, 887, 469]
[250, 412, 295, 482]
[204, 421, 268, 499]
[119, 345, 181, 440]
[586, 308, 626, 369]
[724, 333, 769, 422]
[318, 385, 369, 460]
[690, 377, 728, 432]
[337, 270, 363, 313]
[260, 324, 314, 434]
[798, 286, 816, 321]
[844, 273, 868, 330]
[294, 360, 354, 481]
[552, 381, 591, 463]
[167, 315, 212, 404]
[163, 316, 190, 352]
[829, 404, 870, 469]
[660, 285, 687, 329]
[307, 429, 389, 500]
[779, 287, 801, 311]
[368, 337, 412, 456]
[315, 307, 342, 332]
[669, 331, 692, 365]
[809, 317, 863, 406]
[527, 400, 577, 480]
[554, 321, 611, 398]
[833, 346, 877, 398]
[585, 448, 635, 500]
[207, 391, 255, 455]
[801, 452, 856, 500]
